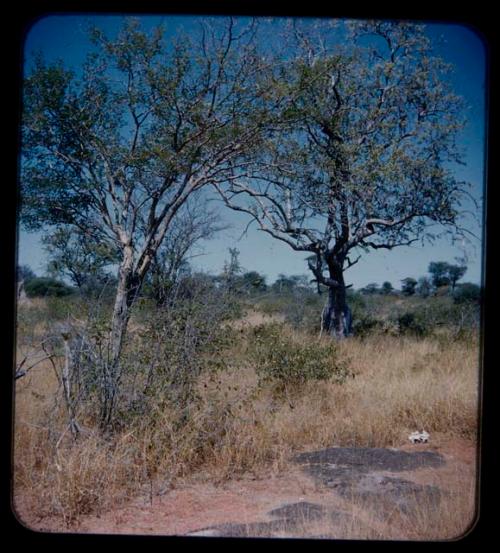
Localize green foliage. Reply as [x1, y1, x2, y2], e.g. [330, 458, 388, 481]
[24, 277, 74, 297]
[271, 274, 309, 293]
[118, 275, 239, 424]
[428, 261, 467, 289]
[452, 282, 481, 304]
[392, 298, 479, 338]
[401, 277, 418, 296]
[283, 291, 323, 332]
[361, 283, 379, 295]
[43, 227, 118, 293]
[215, 21, 471, 339]
[396, 311, 431, 337]
[255, 295, 289, 316]
[381, 281, 394, 295]
[21, 20, 275, 418]
[352, 313, 381, 337]
[221, 248, 242, 294]
[428, 261, 451, 287]
[249, 323, 351, 387]
[240, 271, 268, 294]
[141, 199, 224, 305]
[346, 290, 377, 336]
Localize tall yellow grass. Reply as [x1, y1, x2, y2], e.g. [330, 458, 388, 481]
[12, 326, 480, 537]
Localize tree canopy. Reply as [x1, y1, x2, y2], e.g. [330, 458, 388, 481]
[401, 277, 418, 296]
[22, 19, 274, 270]
[428, 261, 467, 289]
[19, 15, 476, 393]
[20, 17, 281, 427]
[215, 19, 472, 337]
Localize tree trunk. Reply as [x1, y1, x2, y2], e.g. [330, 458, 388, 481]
[321, 263, 352, 339]
[101, 247, 141, 429]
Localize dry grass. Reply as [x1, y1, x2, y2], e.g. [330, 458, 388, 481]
[192, 330, 479, 480]
[12, 318, 480, 536]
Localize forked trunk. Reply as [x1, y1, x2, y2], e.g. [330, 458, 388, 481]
[321, 262, 352, 339]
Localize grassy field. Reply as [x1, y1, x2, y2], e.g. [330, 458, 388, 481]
[12, 292, 481, 537]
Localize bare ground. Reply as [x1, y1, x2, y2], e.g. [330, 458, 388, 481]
[13, 434, 478, 540]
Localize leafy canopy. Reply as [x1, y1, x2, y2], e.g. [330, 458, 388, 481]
[216, 19, 472, 292]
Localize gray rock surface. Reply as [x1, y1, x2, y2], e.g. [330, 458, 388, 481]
[293, 447, 445, 474]
[293, 446, 446, 518]
[267, 501, 328, 521]
[187, 518, 300, 538]
[187, 446, 447, 537]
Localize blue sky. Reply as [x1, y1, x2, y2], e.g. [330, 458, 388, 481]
[17, 15, 487, 288]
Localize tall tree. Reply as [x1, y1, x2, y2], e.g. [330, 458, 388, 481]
[416, 276, 433, 298]
[428, 261, 453, 288]
[216, 19, 472, 338]
[240, 271, 267, 293]
[221, 247, 242, 293]
[428, 260, 467, 290]
[20, 17, 277, 427]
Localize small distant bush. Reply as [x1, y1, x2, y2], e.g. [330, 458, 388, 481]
[24, 277, 73, 298]
[396, 311, 430, 337]
[249, 323, 351, 387]
[381, 281, 394, 295]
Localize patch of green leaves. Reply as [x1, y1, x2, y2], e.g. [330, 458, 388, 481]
[249, 323, 351, 387]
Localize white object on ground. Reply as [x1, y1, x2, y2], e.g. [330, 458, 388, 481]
[408, 430, 430, 444]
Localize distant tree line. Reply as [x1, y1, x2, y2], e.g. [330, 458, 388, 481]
[358, 260, 480, 304]
[17, 254, 479, 305]
[16, 246, 313, 301]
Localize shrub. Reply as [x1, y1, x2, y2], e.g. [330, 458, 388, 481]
[381, 281, 394, 295]
[249, 323, 351, 387]
[24, 277, 73, 298]
[115, 279, 237, 427]
[352, 313, 381, 337]
[396, 311, 430, 337]
[256, 296, 287, 316]
[452, 283, 481, 304]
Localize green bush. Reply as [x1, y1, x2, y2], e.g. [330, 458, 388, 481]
[396, 311, 431, 337]
[24, 277, 74, 297]
[249, 323, 351, 387]
[452, 283, 481, 304]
